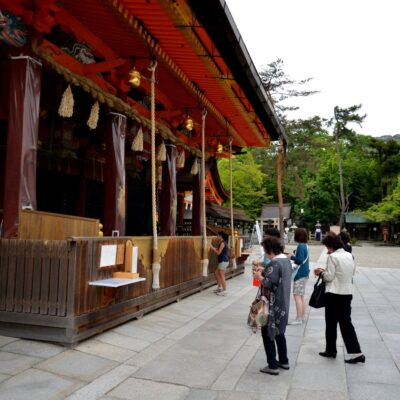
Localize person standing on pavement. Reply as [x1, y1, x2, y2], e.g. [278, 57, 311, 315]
[288, 228, 310, 325]
[252, 227, 283, 270]
[315, 233, 365, 364]
[339, 231, 352, 253]
[253, 236, 292, 375]
[210, 231, 229, 296]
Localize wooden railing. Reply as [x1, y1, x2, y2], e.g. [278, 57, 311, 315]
[0, 235, 242, 343]
[0, 239, 72, 316]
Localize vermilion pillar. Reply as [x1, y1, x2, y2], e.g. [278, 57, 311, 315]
[3, 56, 42, 238]
[104, 112, 126, 236]
[160, 144, 177, 236]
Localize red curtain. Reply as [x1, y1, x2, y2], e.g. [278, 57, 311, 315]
[160, 144, 177, 235]
[104, 112, 126, 236]
[3, 57, 41, 238]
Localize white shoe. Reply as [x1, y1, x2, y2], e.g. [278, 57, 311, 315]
[216, 290, 227, 296]
[213, 287, 222, 293]
[289, 319, 302, 325]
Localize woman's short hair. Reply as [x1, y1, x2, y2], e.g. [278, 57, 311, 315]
[262, 236, 283, 255]
[322, 232, 344, 250]
[264, 228, 281, 239]
[294, 228, 308, 243]
[339, 231, 350, 244]
[218, 231, 229, 242]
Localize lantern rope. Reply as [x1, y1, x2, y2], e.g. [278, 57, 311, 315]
[200, 109, 209, 277]
[229, 138, 237, 269]
[149, 59, 161, 289]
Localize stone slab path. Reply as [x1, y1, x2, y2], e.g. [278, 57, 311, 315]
[0, 244, 399, 400]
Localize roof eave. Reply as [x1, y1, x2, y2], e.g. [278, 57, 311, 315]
[187, 0, 287, 143]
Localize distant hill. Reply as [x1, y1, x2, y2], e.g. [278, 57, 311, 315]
[377, 134, 400, 142]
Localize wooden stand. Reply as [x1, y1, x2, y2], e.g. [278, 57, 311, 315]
[112, 271, 139, 279]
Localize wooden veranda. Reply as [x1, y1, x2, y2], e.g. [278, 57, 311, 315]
[0, 236, 246, 344]
[0, 0, 285, 344]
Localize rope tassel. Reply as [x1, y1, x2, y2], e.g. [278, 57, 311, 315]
[177, 149, 185, 168]
[148, 59, 161, 290]
[87, 101, 99, 130]
[157, 141, 166, 161]
[131, 126, 143, 151]
[190, 158, 198, 175]
[58, 84, 74, 118]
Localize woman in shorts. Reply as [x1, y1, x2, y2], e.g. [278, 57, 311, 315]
[288, 228, 310, 325]
[210, 231, 229, 296]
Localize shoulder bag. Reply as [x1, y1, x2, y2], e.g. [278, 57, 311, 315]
[247, 286, 269, 333]
[309, 274, 326, 308]
[291, 245, 309, 279]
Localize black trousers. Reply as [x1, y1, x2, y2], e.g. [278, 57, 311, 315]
[325, 292, 362, 355]
[261, 325, 288, 369]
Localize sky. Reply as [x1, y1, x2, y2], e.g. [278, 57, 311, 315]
[225, 0, 400, 137]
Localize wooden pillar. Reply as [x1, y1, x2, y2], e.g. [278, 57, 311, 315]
[76, 158, 87, 217]
[104, 112, 126, 236]
[3, 56, 42, 238]
[192, 159, 202, 236]
[160, 144, 177, 236]
[177, 193, 185, 225]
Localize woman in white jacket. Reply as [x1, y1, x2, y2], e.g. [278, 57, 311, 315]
[315, 233, 365, 364]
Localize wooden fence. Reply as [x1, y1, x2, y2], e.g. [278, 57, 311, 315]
[0, 236, 245, 344]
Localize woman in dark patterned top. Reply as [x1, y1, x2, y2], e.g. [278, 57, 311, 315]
[253, 236, 292, 375]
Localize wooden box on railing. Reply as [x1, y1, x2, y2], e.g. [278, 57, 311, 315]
[18, 209, 99, 240]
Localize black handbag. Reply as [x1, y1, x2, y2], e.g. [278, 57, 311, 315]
[309, 274, 326, 308]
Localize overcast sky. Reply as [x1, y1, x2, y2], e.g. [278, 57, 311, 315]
[225, 0, 400, 137]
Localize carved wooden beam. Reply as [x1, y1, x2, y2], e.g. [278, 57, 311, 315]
[82, 59, 128, 74]
[53, 8, 117, 60]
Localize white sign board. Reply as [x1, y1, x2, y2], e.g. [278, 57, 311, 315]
[89, 277, 146, 287]
[99, 244, 117, 267]
[131, 246, 138, 273]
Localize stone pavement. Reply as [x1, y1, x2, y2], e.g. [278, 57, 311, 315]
[0, 244, 399, 400]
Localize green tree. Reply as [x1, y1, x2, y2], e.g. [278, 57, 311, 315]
[368, 138, 400, 198]
[364, 176, 400, 222]
[330, 105, 366, 227]
[251, 116, 335, 228]
[259, 59, 318, 234]
[259, 59, 319, 123]
[218, 151, 270, 220]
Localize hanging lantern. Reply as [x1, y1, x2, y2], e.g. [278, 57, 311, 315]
[131, 126, 143, 151]
[128, 68, 141, 87]
[190, 158, 198, 175]
[217, 143, 223, 153]
[87, 101, 99, 130]
[157, 141, 166, 161]
[176, 149, 185, 168]
[185, 116, 193, 131]
[58, 84, 74, 118]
